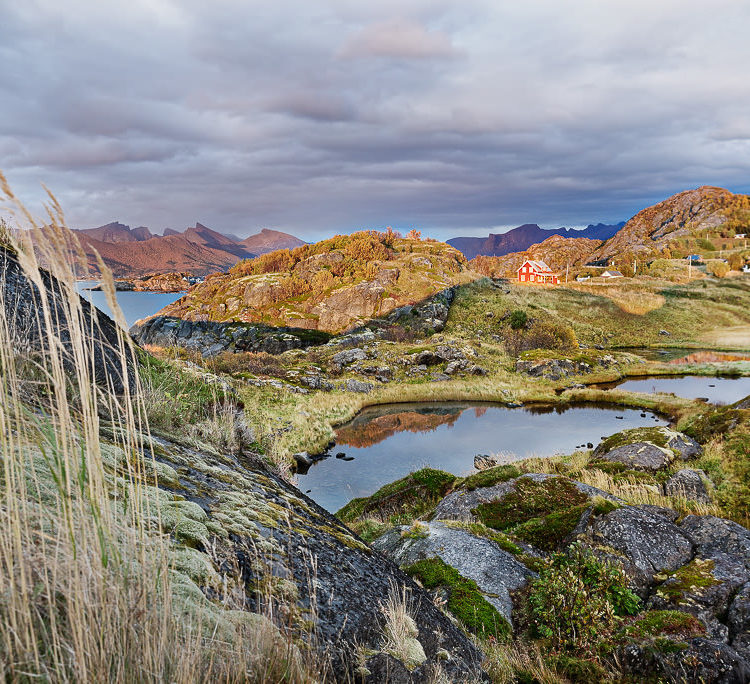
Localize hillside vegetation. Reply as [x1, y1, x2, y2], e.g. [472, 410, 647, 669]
[156, 229, 473, 333]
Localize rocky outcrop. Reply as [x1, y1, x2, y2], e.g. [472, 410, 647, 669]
[1, 245, 135, 393]
[516, 353, 619, 380]
[583, 506, 694, 597]
[142, 435, 485, 681]
[130, 316, 330, 356]
[147, 233, 468, 334]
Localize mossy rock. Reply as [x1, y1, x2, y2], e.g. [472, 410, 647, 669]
[459, 464, 523, 491]
[404, 557, 511, 639]
[336, 467, 457, 524]
[625, 610, 706, 640]
[472, 476, 590, 551]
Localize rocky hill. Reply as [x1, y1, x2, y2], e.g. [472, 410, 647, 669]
[589, 186, 750, 262]
[141, 231, 473, 334]
[65, 222, 305, 278]
[448, 222, 623, 259]
[470, 234, 603, 278]
[469, 187, 750, 278]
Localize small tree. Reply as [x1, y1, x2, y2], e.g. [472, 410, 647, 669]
[406, 229, 422, 241]
[707, 261, 730, 278]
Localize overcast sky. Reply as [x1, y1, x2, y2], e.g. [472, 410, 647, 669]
[2, 0, 749, 241]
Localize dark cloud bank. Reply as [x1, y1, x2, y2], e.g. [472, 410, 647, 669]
[2, 0, 749, 241]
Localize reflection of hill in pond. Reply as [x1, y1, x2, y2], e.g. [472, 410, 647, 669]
[335, 410, 462, 448]
[669, 351, 750, 364]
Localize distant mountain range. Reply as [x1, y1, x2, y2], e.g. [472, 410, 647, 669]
[447, 222, 625, 259]
[71, 222, 305, 277]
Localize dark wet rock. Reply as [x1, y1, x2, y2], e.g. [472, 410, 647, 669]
[344, 379, 374, 393]
[664, 469, 713, 503]
[362, 653, 411, 683]
[583, 506, 694, 597]
[146, 437, 485, 681]
[372, 521, 535, 626]
[131, 315, 330, 356]
[1, 245, 136, 394]
[621, 637, 748, 683]
[728, 583, 750, 660]
[680, 516, 750, 571]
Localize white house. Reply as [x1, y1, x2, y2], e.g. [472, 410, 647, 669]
[601, 270, 624, 279]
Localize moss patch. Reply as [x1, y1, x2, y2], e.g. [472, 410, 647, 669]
[404, 558, 511, 639]
[626, 610, 705, 640]
[652, 558, 720, 605]
[336, 468, 457, 525]
[596, 426, 673, 454]
[472, 477, 589, 551]
[459, 464, 523, 491]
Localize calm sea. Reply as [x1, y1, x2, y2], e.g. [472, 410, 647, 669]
[76, 281, 185, 330]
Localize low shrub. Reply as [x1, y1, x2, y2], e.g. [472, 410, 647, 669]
[525, 543, 640, 652]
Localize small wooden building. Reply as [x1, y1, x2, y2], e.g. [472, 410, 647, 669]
[517, 260, 559, 284]
[601, 270, 624, 279]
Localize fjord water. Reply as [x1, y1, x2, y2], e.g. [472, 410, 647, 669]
[297, 402, 669, 512]
[600, 375, 750, 405]
[76, 281, 185, 328]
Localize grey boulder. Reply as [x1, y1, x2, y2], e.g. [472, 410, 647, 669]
[664, 469, 713, 503]
[372, 521, 535, 626]
[583, 506, 694, 597]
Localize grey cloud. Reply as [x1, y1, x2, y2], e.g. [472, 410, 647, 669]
[1, 0, 749, 242]
[339, 19, 459, 60]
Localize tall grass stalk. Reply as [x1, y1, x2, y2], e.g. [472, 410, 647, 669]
[0, 173, 318, 681]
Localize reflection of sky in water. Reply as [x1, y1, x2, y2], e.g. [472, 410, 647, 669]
[297, 403, 669, 513]
[76, 281, 185, 328]
[608, 376, 749, 405]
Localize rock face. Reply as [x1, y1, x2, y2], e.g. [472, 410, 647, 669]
[598, 442, 675, 472]
[592, 427, 702, 471]
[373, 521, 535, 625]
[621, 637, 749, 684]
[146, 437, 485, 681]
[0, 245, 136, 393]
[515, 353, 619, 380]
[130, 316, 330, 356]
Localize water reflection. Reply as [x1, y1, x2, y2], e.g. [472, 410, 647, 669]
[598, 375, 749, 405]
[296, 402, 668, 512]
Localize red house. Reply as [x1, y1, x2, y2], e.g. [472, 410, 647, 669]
[517, 260, 559, 284]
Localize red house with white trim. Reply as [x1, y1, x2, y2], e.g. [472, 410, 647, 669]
[517, 260, 559, 284]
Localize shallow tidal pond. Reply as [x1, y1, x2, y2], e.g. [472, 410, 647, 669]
[297, 402, 668, 512]
[598, 375, 750, 405]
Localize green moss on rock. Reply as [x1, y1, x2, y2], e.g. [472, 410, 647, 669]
[626, 610, 705, 640]
[337, 468, 457, 525]
[459, 464, 523, 492]
[472, 477, 589, 551]
[652, 558, 720, 605]
[405, 557, 511, 639]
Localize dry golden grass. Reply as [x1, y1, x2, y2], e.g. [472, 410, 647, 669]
[0, 172, 322, 682]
